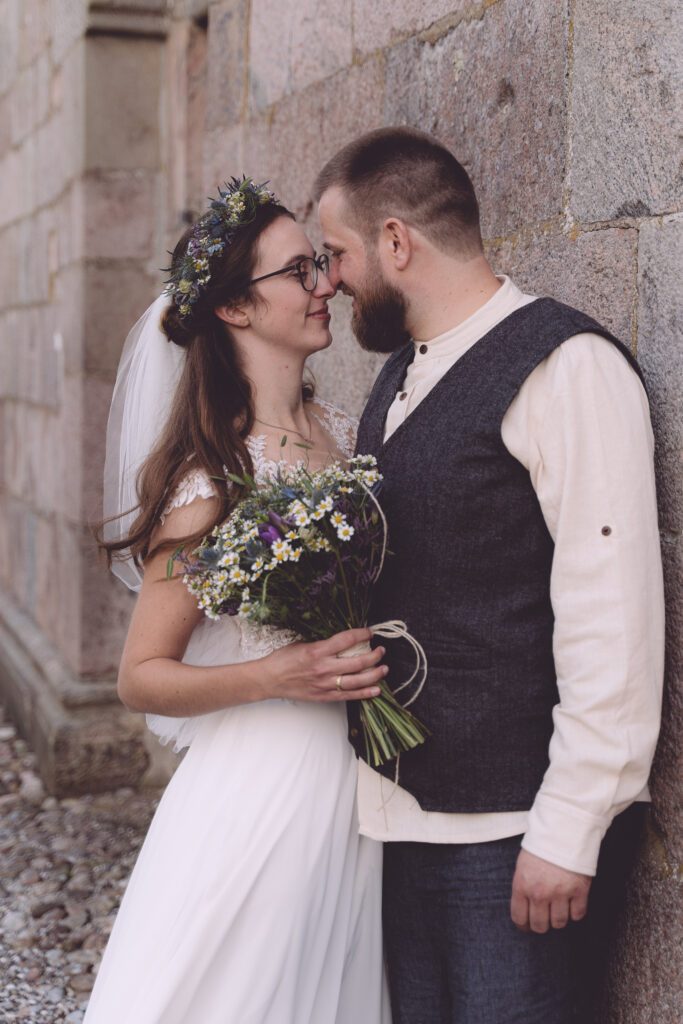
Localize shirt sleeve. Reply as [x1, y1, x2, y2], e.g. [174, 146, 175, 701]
[502, 332, 664, 876]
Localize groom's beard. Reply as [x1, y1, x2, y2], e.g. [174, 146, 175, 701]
[349, 275, 411, 354]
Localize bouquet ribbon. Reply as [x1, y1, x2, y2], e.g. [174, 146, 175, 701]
[337, 620, 428, 812]
[336, 620, 428, 709]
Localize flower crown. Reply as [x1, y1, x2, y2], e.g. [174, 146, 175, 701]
[165, 176, 279, 319]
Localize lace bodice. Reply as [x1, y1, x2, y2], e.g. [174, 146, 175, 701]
[160, 399, 357, 520]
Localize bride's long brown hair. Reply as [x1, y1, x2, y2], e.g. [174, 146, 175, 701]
[98, 200, 311, 573]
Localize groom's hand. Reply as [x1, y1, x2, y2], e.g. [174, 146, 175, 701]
[510, 850, 591, 934]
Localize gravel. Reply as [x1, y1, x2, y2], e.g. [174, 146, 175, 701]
[0, 703, 160, 1023]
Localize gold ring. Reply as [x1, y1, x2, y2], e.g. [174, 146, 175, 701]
[335, 675, 343, 692]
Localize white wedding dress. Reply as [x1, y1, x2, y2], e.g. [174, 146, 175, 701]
[83, 403, 391, 1024]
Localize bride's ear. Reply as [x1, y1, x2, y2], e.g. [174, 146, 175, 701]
[215, 304, 250, 329]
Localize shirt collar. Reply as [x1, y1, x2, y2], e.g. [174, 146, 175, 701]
[411, 276, 532, 361]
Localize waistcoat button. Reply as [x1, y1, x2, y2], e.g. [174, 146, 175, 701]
[399, 392, 407, 401]
[419, 344, 428, 354]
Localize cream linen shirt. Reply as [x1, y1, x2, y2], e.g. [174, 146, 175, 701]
[357, 276, 664, 877]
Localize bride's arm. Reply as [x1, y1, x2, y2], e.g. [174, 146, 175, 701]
[117, 498, 386, 716]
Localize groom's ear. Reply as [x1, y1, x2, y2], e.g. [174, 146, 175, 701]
[214, 304, 250, 329]
[381, 217, 411, 272]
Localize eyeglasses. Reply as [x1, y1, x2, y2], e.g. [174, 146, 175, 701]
[249, 253, 330, 293]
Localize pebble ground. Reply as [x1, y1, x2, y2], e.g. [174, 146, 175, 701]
[0, 702, 160, 1023]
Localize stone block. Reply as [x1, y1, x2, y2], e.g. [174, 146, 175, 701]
[163, 19, 191, 218]
[637, 216, 683, 530]
[10, 308, 38, 400]
[19, 0, 50, 69]
[51, 0, 88, 67]
[46, 705, 150, 797]
[85, 35, 163, 172]
[5, 493, 38, 614]
[35, 513, 61, 644]
[0, 92, 11, 158]
[10, 62, 33, 146]
[31, 306, 63, 410]
[0, 316, 9, 402]
[602, 829, 683, 1023]
[2, 400, 20, 494]
[637, 215, 683, 871]
[83, 171, 157, 261]
[83, 262, 158, 377]
[0, 147, 22, 229]
[162, 17, 207, 215]
[32, 406, 63, 515]
[244, 55, 386, 218]
[5, 399, 46, 507]
[53, 518, 82, 672]
[54, 263, 85, 377]
[0, 592, 149, 796]
[56, 375, 83, 524]
[18, 211, 51, 306]
[18, 132, 38, 221]
[202, 125, 244, 199]
[0, 0, 20, 96]
[384, 0, 568, 238]
[353, 0, 465, 56]
[0, 302, 60, 410]
[249, 0, 352, 111]
[1, 310, 21, 399]
[79, 524, 137, 679]
[0, 494, 19, 599]
[0, 491, 9, 589]
[650, 562, 683, 862]
[81, 375, 114, 524]
[571, 0, 683, 223]
[35, 44, 86, 204]
[205, 0, 247, 130]
[486, 225, 636, 343]
[11, 51, 50, 145]
[0, 222, 21, 309]
[54, 181, 85, 271]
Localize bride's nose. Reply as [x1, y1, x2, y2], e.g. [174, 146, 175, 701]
[313, 268, 335, 299]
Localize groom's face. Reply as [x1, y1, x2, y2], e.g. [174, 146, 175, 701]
[318, 187, 411, 353]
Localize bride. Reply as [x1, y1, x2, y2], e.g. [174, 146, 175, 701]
[85, 178, 391, 1023]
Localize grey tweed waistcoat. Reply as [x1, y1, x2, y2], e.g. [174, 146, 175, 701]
[348, 297, 644, 813]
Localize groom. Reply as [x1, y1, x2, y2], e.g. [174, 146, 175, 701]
[315, 127, 664, 1022]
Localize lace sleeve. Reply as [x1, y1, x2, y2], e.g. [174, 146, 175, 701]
[311, 399, 358, 459]
[159, 467, 218, 524]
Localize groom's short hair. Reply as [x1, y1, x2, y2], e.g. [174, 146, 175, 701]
[314, 127, 482, 257]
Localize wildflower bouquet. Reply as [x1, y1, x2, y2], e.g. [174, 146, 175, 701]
[177, 455, 428, 767]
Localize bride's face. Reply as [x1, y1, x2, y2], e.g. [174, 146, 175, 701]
[242, 216, 334, 356]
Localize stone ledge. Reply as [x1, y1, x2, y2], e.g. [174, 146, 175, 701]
[0, 588, 159, 796]
[86, 1, 169, 39]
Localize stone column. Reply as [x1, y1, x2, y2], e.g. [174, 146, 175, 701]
[0, 0, 169, 794]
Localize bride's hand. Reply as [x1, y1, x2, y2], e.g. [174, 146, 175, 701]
[257, 628, 387, 703]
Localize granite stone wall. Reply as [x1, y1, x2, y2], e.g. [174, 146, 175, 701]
[0, 0, 172, 792]
[1, 0, 680, 1017]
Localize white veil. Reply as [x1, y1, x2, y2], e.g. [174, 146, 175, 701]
[102, 293, 186, 591]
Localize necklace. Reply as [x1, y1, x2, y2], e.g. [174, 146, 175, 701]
[254, 416, 313, 443]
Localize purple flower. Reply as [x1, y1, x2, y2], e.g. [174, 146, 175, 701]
[267, 510, 291, 530]
[258, 523, 281, 546]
